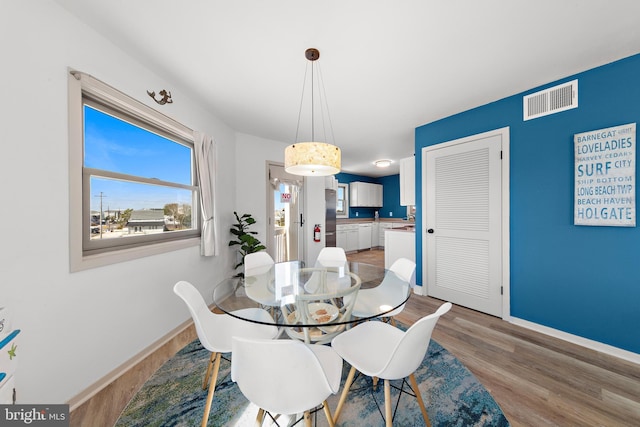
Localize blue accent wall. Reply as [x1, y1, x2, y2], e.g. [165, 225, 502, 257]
[414, 54, 640, 354]
[335, 172, 405, 219]
[378, 175, 407, 218]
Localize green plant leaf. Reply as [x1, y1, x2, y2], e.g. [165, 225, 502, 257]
[229, 212, 265, 273]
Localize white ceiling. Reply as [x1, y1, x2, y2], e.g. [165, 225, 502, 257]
[54, 0, 640, 177]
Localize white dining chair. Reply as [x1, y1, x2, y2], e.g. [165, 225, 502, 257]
[244, 251, 275, 275]
[316, 247, 347, 266]
[331, 302, 452, 427]
[231, 336, 343, 427]
[350, 257, 416, 326]
[243, 252, 278, 305]
[173, 281, 279, 427]
[282, 274, 361, 344]
[306, 247, 349, 293]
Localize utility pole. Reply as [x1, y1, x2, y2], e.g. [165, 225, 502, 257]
[95, 192, 107, 239]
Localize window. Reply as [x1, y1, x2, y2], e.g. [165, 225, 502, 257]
[406, 204, 416, 221]
[69, 71, 200, 271]
[337, 183, 349, 218]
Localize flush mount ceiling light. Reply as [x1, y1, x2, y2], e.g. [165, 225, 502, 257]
[285, 48, 341, 176]
[374, 159, 393, 168]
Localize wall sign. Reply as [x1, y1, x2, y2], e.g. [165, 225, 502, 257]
[280, 193, 292, 203]
[574, 123, 636, 226]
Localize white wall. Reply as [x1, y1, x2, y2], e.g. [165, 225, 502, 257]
[1, 1, 238, 404]
[303, 177, 327, 265]
[235, 133, 327, 266]
[234, 133, 287, 253]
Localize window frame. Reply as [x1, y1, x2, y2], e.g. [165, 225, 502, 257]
[69, 70, 201, 272]
[336, 182, 349, 218]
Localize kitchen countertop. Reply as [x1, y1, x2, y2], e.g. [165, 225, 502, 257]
[337, 218, 414, 225]
[387, 226, 415, 232]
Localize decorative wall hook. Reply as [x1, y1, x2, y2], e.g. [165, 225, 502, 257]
[147, 89, 173, 105]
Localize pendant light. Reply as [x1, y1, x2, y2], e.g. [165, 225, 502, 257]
[285, 48, 341, 176]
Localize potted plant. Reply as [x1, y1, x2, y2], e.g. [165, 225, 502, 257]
[229, 212, 266, 277]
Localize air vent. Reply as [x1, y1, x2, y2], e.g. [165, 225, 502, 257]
[523, 79, 577, 121]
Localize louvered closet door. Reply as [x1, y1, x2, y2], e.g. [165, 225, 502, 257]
[425, 133, 502, 317]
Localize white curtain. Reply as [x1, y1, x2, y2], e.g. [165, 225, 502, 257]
[194, 131, 218, 256]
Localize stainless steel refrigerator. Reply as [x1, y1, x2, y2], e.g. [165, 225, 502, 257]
[325, 189, 336, 247]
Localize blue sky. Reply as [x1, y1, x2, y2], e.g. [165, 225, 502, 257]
[84, 105, 193, 212]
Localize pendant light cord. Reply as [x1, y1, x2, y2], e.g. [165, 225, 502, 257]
[316, 62, 336, 147]
[294, 62, 309, 144]
[292, 49, 336, 146]
[311, 59, 315, 142]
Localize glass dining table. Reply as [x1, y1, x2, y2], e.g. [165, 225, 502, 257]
[213, 259, 411, 343]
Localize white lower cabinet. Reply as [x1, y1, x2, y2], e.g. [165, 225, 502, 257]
[379, 223, 393, 247]
[346, 228, 359, 252]
[358, 224, 372, 250]
[379, 222, 414, 246]
[371, 222, 380, 247]
[384, 230, 416, 269]
[337, 224, 359, 252]
[336, 229, 346, 250]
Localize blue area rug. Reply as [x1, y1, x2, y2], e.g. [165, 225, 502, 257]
[116, 336, 509, 426]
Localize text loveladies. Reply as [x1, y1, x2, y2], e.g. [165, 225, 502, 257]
[574, 123, 635, 227]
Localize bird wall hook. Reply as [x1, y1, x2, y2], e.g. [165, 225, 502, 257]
[147, 89, 173, 105]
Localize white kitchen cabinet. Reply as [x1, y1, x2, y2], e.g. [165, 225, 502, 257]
[324, 175, 338, 191]
[337, 224, 359, 252]
[349, 182, 364, 207]
[346, 227, 359, 252]
[371, 222, 380, 247]
[349, 182, 383, 207]
[400, 156, 415, 206]
[358, 223, 372, 250]
[349, 183, 359, 207]
[384, 229, 416, 269]
[372, 184, 383, 207]
[379, 222, 411, 246]
[374, 183, 383, 207]
[336, 228, 347, 250]
[379, 223, 393, 246]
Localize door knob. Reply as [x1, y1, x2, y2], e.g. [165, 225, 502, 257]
[427, 228, 434, 234]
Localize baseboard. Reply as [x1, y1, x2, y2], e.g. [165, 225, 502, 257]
[67, 317, 193, 412]
[510, 317, 640, 365]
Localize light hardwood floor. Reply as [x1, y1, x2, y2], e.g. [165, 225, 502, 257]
[352, 249, 640, 427]
[70, 249, 640, 426]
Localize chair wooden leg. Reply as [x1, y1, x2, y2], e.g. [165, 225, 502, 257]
[322, 399, 336, 427]
[303, 410, 312, 427]
[384, 379, 392, 427]
[255, 408, 265, 426]
[409, 373, 431, 427]
[390, 317, 397, 327]
[373, 376, 379, 390]
[202, 352, 216, 390]
[201, 352, 221, 427]
[333, 366, 357, 424]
